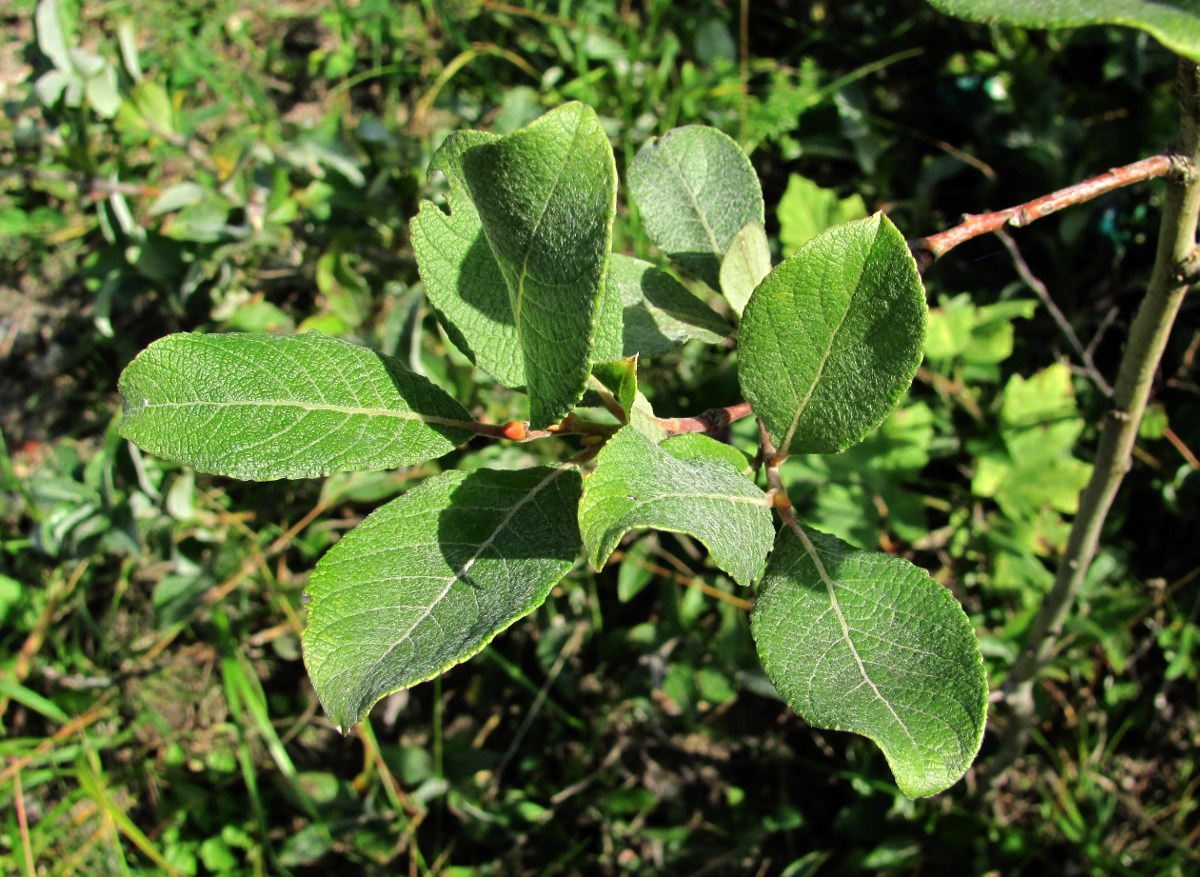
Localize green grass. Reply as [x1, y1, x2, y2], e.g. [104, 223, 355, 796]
[2, 0, 1199, 874]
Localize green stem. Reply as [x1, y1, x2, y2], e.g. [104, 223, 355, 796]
[994, 57, 1200, 774]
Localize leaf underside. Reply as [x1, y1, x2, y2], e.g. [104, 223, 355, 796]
[751, 526, 988, 798]
[591, 253, 730, 363]
[303, 466, 583, 731]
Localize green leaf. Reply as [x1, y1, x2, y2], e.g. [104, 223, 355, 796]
[738, 214, 926, 456]
[719, 222, 772, 316]
[628, 125, 764, 290]
[777, 173, 869, 256]
[118, 333, 473, 480]
[972, 363, 1092, 518]
[462, 102, 618, 428]
[925, 294, 1037, 367]
[149, 182, 207, 216]
[927, 0, 1200, 62]
[35, 0, 72, 72]
[578, 427, 773, 586]
[411, 130, 524, 388]
[590, 358, 639, 420]
[661, 433, 753, 473]
[782, 400, 935, 548]
[84, 64, 122, 118]
[751, 525, 987, 798]
[591, 253, 730, 363]
[303, 466, 583, 731]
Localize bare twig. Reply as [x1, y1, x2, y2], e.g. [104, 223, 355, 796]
[994, 228, 1114, 397]
[910, 154, 1189, 272]
[653, 402, 754, 437]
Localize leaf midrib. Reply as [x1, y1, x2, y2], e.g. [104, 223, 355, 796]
[359, 465, 574, 703]
[661, 138, 722, 256]
[514, 112, 585, 328]
[792, 525, 920, 750]
[129, 398, 471, 429]
[779, 229, 875, 452]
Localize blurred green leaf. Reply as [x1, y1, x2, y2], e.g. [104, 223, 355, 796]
[927, 0, 1200, 62]
[35, 0, 72, 71]
[972, 363, 1092, 518]
[777, 173, 868, 256]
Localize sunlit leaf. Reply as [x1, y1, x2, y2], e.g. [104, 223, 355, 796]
[118, 332, 472, 480]
[752, 525, 987, 797]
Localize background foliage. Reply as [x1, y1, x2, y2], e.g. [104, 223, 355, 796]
[2, 0, 1198, 874]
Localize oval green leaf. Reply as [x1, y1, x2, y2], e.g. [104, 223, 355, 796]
[738, 214, 926, 456]
[118, 332, 473, 480]
[927, 0, 1200, 62]
[578, 427, 774, 586]
[303, 466, 583, 731]
[628, 125, 764, 290]
[751, 525, 988, 798]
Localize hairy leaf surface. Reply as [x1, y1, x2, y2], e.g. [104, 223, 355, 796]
[752, 525, 988, 798]
[578, 427, 773, 586]
[927, 0, 1200, 62]
[462, 102, 617, 428]
[118, 332, 472, 480]
[738, 214, 926, 455]
[628, 125, 764, 290]
[303, 466, 583, 731]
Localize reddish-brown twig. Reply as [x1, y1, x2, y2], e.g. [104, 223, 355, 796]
[653, 402, 754, 437]
[910, 154, 1189, 271]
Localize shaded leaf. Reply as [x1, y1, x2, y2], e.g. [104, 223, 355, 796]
[410, 130, 524, 388]
[592, 253, 730, 363]
[303, 466, 583, 731]
[927, 0, 1200, 62]
[590, 358, 639, 420]
[578, 427, 773, 586]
